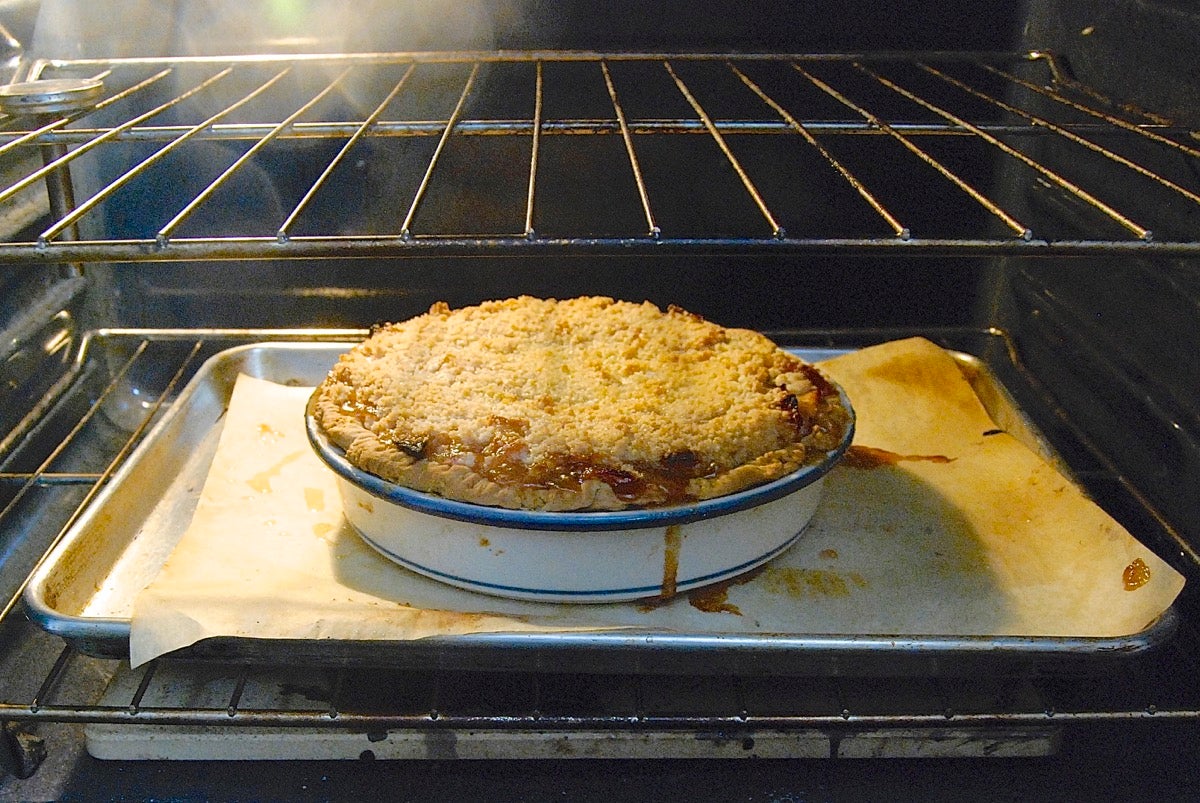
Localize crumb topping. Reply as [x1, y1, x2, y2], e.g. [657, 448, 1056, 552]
[312, 296, 850, 511]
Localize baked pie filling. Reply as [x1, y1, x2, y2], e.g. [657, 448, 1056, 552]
[312, 296, 851, 511]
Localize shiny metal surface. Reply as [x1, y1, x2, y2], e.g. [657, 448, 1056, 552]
[0, 0, 1197, 787]
[9, 334, 1180, 678]
[0, 51, 1196, 265]
[0, 77, 102, 115]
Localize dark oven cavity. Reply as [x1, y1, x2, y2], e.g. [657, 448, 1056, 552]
[1, 0, 1200, 795]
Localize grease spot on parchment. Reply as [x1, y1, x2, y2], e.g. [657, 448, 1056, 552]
[304, 487, 325, 512]
[762, 566, 869, 599]
[246, 451, 304, 493]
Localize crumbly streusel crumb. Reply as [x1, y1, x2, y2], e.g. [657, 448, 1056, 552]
[312, 296, 849, 511]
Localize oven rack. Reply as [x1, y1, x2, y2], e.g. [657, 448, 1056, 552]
[0, 50, 1198, 264]
[2, 329, 1200, 768]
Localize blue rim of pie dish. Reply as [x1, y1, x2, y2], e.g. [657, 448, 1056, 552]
[305, 387, 854, 532]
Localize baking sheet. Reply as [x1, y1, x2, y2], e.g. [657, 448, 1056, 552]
[24, 340, 1185, 675]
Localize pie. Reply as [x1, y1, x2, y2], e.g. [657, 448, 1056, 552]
[310, 296, 851, 511]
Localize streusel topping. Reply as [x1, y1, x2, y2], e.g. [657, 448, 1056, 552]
[311, 296, 850, 511]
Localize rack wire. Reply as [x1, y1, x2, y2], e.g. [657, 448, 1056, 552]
[3, 51, 1200, 766]
[2, 329, 1200, 763]
[0, 50, 1197, 264]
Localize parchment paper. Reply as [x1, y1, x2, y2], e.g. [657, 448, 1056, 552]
[129, 338, 1185, 667]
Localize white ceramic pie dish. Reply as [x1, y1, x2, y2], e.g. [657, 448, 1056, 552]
[305, 388, 854, 603]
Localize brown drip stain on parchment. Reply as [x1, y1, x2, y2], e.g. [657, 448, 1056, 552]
[1124, 557, 1151, 591]
[687, 584, 741, 615]
[246, 451, 304, 493]
[842, 444, 953, 469]
[685, 566, 767, 615]
[637, 564, 767, 614]
[762, 566, 869, 598]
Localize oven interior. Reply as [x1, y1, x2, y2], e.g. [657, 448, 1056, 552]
[2, 0, 1200, 795]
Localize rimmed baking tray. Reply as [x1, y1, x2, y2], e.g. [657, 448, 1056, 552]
[22, 342, 1179, 676]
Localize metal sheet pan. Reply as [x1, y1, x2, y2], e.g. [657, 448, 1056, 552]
[22, 342, 1179, 676]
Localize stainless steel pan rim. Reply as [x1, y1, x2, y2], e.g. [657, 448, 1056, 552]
[0, 77, 104, 114]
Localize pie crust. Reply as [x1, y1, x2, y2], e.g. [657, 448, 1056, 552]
[311, 296, 850, 511]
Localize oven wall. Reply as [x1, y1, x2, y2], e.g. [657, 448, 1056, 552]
[995, 0, 1200, 561]
[4, 0, 1198, 557]
[29, 0, 1023, 56]
[12, 0, 1030, 338]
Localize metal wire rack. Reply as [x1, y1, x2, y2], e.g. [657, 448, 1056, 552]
[0, 50, 1197, 265]
[1, 328, 1199, 765]
[2, 51, 1200, 768]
